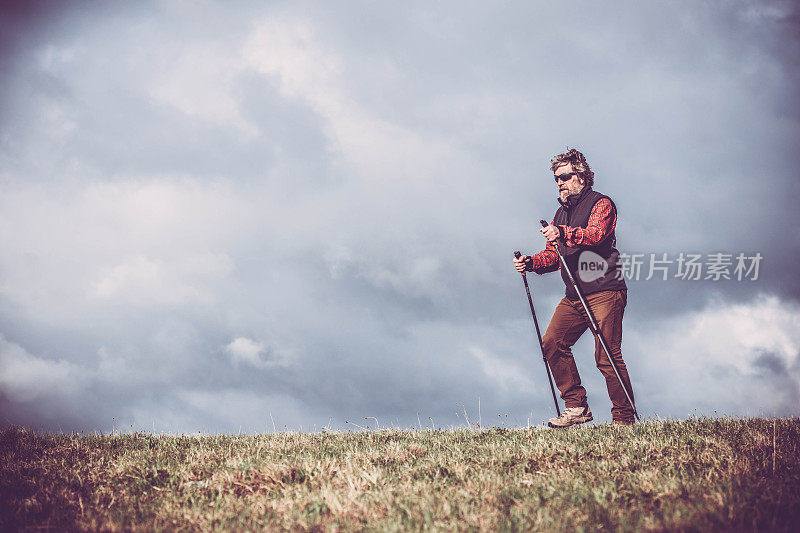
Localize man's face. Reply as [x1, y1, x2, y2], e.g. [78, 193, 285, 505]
[554, 162, 585, 202]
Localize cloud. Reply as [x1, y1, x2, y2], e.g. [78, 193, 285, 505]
[627, 293, 800, 417]
[175, 389, 318, 433]
[0, 1, 798, 432]
[148, 42, 256, 136]
[225, 337, 265, 366]
[224, 337, 294, 368]
[92, 253, 233, 306]
[0, 335, 82, 403]
[243, 13, 460, 185]
[470, 346, 536, 393]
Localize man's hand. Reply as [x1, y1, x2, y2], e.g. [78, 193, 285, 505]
[540, 224, 561, 242]
[513, 254, 530, 273]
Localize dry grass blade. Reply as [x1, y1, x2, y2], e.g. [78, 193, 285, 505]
[1, 417, 799, 531]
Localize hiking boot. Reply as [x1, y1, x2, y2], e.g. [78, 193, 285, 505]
[548, 406, 593, 428]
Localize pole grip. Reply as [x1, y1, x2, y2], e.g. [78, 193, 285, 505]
[539, 220, 548, 228]
[514, 251, 521, 259]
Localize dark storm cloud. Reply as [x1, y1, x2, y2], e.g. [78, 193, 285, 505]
[1, 1, 799, 433]
[0, 0, 64, 72]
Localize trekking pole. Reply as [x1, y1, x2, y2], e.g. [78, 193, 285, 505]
[514, 251, 561, 417]
[539, 220, 640, 421]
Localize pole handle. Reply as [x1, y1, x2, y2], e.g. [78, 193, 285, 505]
[539, 220, 548, 228]
[513, 251, 527, 277]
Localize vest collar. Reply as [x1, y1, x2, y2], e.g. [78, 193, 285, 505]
[558, 185, 593, 209]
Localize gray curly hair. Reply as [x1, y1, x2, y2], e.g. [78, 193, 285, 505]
[550, 148, 594, 187]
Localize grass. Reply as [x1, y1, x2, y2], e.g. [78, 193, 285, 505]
[2, 417, 799, 531]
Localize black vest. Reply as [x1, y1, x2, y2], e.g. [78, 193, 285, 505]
[552, 187, 627, 300]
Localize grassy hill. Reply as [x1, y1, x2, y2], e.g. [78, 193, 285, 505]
[2, 417, 799, 531]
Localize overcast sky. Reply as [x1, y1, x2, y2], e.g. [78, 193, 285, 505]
[1, 0, 798, 433]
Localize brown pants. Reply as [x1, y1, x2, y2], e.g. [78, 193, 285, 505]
[541, 289, 635, 422]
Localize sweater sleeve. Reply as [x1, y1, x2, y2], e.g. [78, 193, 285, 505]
[526, 218, 560, 274]
[558, 198, 616, 246]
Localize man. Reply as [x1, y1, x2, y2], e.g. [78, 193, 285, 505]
[513, 148, 636, 427]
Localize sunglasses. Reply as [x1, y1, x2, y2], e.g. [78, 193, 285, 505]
[553, 172, 578, 183]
